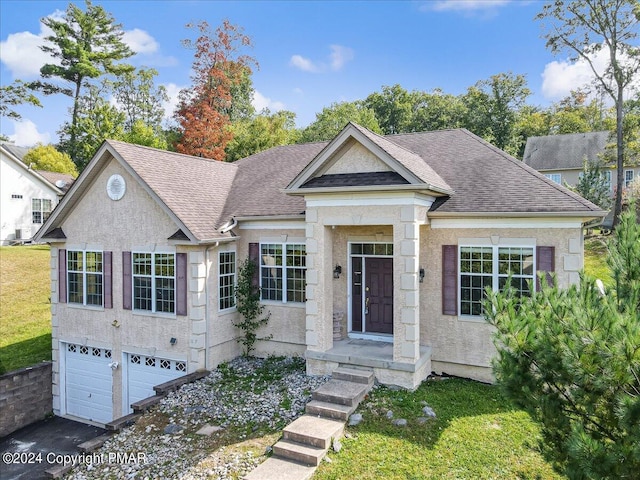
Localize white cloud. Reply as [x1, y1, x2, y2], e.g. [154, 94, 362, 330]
[290, 54, 319, 73]
[0, 10, 64, 79]
[0, 31, 51, 79]
[426, 0, 512, 11]
[541, 46, 639, 100]
[9, 120, 50, 147]
[161, 83, 184, 124]
[252, 90, 286, 112]
[123, 28, 158, 54]
[290, 45, 354, 73]
[329, 45, 354, 71]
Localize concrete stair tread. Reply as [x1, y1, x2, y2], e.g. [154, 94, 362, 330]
[273, 439, 326, 466]
[312, 378, 371, 406]
[305, 400, 355, 420]
[244, 456, 316, 480]
[333, 366, 374, 384]
[283, 415, 344, 449]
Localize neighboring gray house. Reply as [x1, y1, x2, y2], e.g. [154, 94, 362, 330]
[0, 142, 74, 245]
[35, 123, 603, 426]
[523, 131, 639, 194]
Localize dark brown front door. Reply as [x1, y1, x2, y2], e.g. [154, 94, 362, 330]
[352, 257, 393, 334]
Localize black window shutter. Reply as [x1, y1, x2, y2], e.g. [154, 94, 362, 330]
[248, 243, 260, 290]
[176, 253, 187, 316]
[104, 251, 112, 308]
[442, 245, 457, 315]
[123, 251, 132, 310]
[58, 249, 67, 304]
[536, 246, 555, 290]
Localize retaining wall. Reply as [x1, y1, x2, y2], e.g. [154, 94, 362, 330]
[0, 362, 52, 437]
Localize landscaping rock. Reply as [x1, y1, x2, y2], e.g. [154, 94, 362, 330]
[386, 410, 394, 419]
[164, 424, 184, 434]
[332, 439, 342, 452]
[422, 405, 436, 418]
[348, 413, 363, 426]
[392, 418, 407, 427]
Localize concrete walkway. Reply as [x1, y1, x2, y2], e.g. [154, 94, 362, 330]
[244, 366, 374, 480]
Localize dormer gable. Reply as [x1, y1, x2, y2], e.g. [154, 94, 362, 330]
[285, 122, 452, 196]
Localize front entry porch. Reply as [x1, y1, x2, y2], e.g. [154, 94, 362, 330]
[306, 339, 432, 390]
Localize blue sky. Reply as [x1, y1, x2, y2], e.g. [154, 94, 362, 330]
[0, 0, 601, 146]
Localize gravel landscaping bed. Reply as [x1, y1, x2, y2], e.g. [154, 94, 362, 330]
[65, 356, 329, 480]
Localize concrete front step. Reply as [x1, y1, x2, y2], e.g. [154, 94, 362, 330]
[333, 366, 374, 385]
[312, 378, 370, 407]
[305, 399, 355, 421]
[273, 439, 327, 466]
[244, 456, 316, 480]
[282, 415, 344, 449]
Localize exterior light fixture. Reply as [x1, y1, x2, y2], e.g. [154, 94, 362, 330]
[419, 267, 425, 283]
[333, 265, 342, 279]
[170, 337, 177, 346]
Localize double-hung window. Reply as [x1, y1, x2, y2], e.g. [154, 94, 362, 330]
[260, 243, 306, 303]
[132, 253, 175, 314]
[219, 251, 236, 311]
[67, 250, 103, 306]
[459, 246, 534, 316]
[625, 170, 634, 188]
[32, 198, 52, 224]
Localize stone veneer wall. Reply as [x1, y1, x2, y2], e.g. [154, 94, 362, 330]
[0, 362, 52, 437]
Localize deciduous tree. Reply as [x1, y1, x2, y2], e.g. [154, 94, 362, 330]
[299, 101, 380, 142]
[23, 144, 78, 177]
[174, 20, 257, 160]
[537, 0, 640, 227]
[226, 110, 298, 162]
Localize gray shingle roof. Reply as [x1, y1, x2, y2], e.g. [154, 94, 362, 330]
[106, 140, 238, 240]
[522, 131, 610, 171]
[302, 171, 409, 188]
[349, 123, 451, 191]
[392, 129, 601, 214]
[36, 170, 75, 192]
[45, 128, 602, 244]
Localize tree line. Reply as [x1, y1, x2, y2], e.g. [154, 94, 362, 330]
[0, 0, 638, 218]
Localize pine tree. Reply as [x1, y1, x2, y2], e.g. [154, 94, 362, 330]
[485, 205, 640, 479]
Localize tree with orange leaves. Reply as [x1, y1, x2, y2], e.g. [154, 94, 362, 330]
[174, 20, 257, 160]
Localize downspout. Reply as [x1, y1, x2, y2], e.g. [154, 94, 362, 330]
[204, 242, 219, 370]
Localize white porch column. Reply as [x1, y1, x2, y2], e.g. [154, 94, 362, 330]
[305, 207, 333, 352]
[393, 205, 421, 363]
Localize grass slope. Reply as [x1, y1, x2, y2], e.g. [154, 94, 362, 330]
[0, 245, 51, 373]
[314, 379, 564, 480]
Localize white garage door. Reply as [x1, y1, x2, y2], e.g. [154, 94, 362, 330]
[65, 343, 113, 424]
[125, 353, 186, 412]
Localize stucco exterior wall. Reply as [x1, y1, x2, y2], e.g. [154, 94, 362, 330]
[50, 158, 199, 420]
[325, 142, 391, 175]
[420, 224, 583, 378]
[235, 227, 308, 357]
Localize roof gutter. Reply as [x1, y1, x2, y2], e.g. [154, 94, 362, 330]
[427, 210, 607, 219]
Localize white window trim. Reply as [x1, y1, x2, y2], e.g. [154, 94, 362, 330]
[544, 173, 562, 184]
[132, 251, 176, 314]
[624, 169, 634, 188]
[67, 249, 104, 307]
[32, 198, 52, 224]
[458, 244, 536, 318]
[259, 242, 306, 304]
[218, 248, 237, 312]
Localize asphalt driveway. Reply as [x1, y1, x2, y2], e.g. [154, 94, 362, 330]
[0, 416, 105, 480]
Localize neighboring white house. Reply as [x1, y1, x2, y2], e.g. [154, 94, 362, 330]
[0, 142, 74, 245]
[35, 123, 604, 426]
[522, 131, 640, 194]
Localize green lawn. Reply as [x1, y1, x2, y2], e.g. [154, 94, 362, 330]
[584, 233, 611, 284]
[0, 245, 52, 374]
[314, 379, 564, 480]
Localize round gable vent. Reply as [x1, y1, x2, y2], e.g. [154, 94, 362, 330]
[106, 174, 126, 201]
